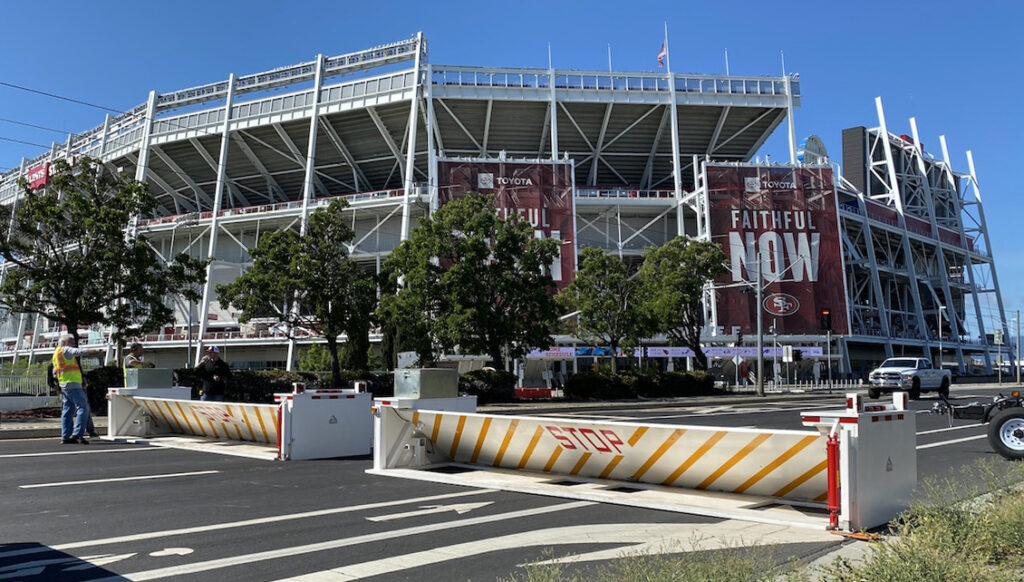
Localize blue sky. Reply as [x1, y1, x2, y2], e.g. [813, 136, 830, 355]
[1, 0, 1021, 318]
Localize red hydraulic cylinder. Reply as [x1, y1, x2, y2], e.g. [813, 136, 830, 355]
[827, 432, 840, 530]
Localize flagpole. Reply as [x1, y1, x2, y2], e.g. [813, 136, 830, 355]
[608, 44, 613, 72]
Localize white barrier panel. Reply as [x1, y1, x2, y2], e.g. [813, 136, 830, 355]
[107, 388, 373, 461]
[375, 407, 828, 503]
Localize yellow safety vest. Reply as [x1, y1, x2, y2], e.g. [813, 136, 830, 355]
[52, 346, 83, 385]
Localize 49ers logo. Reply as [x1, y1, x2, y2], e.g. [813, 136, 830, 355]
[763, 293, 799, 316]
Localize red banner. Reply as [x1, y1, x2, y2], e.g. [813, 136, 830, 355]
[707, 165, 848, 335]
[26, 162, 49, 189]
[438, 159, 576, 291]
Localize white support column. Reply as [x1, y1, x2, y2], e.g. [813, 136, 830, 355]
[785, 76, 797, 163]
[941, 136, 979, 371]
[425, 63, 439, 213]
[875, 97, 929, 344]
[298, 54, 325, 237]
[195, 74, 236, 364]
[99, 114, 111, 159]
[400, 32, 424, 242]
[967, 149, 1010, 363]
[665, 34, 684, 237]
[549, 64, 559, 159]
[134, 91, 158, 183]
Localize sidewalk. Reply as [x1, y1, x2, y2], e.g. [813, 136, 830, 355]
[0, 415, 108, 439]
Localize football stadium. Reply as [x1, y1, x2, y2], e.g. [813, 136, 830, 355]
[0, 33, 1011, 384]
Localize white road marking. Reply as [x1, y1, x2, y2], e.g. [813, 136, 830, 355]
[917, 434, 988, 450]
[149, 548, 193, 557]
[271, 521, 836, 581]
[366, 501, 493, 522]
[62, 553, 137, 571]
[917, 424, 984, 436]
[0, 447, 158, 459]
[101, 501, 595, 581]
[0, 490, 496, 559]
[19, 470, 219, 489]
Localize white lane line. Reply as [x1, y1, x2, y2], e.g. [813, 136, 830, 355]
[917, 434, 988, 450]
[19, 470, 219, 489]
[0, 489, 496, 559]
[0, 447, 158, 459]
[917, 424, 984, 436]
[102, 501, 595, 581]
[272, 521, 836, 581]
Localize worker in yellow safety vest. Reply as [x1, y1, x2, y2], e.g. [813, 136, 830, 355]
[123, 342, 156, 381]
[52, 334, 104, 445]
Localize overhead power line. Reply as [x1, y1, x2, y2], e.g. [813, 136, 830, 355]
[0, 81, 123, 114]
[0, 117, 75, 136]
[0, 136, 50, 149]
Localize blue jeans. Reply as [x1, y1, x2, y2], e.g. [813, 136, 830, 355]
[60, 383, 90, 439]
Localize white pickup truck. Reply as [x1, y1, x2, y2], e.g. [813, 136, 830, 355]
[868, 357, 951, 400]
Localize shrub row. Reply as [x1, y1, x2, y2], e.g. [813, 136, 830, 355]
[563, 370, 719, 400]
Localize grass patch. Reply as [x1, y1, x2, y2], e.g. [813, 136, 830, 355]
[500, 459, 1024, 582]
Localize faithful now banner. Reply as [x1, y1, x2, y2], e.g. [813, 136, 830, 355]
[707, 165, 848, 335]
[438, 159, 577, 291]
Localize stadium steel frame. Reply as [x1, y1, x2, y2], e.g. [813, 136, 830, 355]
[0, 34, 1009, 378]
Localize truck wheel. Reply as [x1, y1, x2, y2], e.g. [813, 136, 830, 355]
[868, 388, 880, 399]
[987, 408, 1024, 460]
[938, 378, 950, 399]
[909, 379, 921, 400]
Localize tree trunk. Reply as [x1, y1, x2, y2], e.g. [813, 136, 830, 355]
[609, 341, 618, 374]
[325, 336, 342, 388]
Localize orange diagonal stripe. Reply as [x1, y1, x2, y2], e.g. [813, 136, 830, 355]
[470, 417, 493, 464]
[174, 401, 197, 435]
[773, 459, 828, 498]
[449, 415, 467, 459]
[238, 405, 257, 440]
[492, 419, 520, 467]
[543, 447, 563, 472]
[733, 435, 821, 494]
[159, 401, 184, 433]
[412, 411, 420, 426]
[430, 414, 443, 443]
[662, 431, 727, 486]
[254, 407, 271, 443]
[517, 426, 545, 469]
[570, 452, 592, 475]
[600, 455, 624, 478]
[813, 491, 829, 503]
[628, 426, 649, 446]
[224, 406, 244, 441]
[632, 428, 686, 481]
[697, 433, 771, 490]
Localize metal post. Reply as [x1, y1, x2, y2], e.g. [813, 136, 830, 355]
[772, 318, 778, 388]
[1017, 309, 1021, 385]
[756, 260, 764, 397]
[827, 330, 833, 392]
[938, 305, 945, 370]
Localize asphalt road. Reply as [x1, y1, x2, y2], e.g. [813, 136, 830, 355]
[1, 387, 1015, 581]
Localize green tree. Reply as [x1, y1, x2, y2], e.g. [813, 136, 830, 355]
[217, 199, 376, 386]
[298, 343, 331, 372]
[638, 236, 727, 370]
[558, 247, 651, 373]
[379, 193, 560, 368]
[0, 157, 206, 347]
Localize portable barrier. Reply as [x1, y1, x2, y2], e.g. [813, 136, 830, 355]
[107, 387, 372, 461]
[370, 392, 916, 531]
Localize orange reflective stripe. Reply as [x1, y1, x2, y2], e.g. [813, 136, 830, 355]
[773, 459, 828, 498]
[733, 435, 820, 494]
[662, 431, 727, 486]
[697, 433, 771, 490]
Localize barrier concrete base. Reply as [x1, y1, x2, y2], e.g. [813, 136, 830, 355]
[103, 435, 279, 461]
[367, 463, 831, 530]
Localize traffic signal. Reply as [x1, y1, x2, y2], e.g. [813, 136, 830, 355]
[794, 349, 803, 362]
[736, 331, 744, 344]
[820, 308, 832, 331]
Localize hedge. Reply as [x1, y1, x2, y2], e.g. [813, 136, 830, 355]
[563, 370, 719, 401]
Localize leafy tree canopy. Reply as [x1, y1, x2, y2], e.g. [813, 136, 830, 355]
[217, 199, 376, 385]
[638, 236, 727, 370]
[557, 247, 651, 373]
[0, 157, 206, 345]
[379, 192, 560, 367]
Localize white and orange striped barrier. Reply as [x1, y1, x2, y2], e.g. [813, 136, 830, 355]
[370, 392, 916, 531]
[107, 387, 372, 460]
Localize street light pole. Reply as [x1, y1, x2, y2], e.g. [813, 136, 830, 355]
[938, 305, 945, 371]
[756, 259, 764, 397]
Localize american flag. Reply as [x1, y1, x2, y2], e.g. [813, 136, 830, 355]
[657, 42, 666, 67]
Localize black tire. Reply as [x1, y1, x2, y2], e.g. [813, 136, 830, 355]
[908, 379, 921, 400]
[987, 408, 1024, 460]
[938, 378, 950, 399]
[868, 387, 881, 399]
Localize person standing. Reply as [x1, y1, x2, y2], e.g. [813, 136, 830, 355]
[195, 346, 230, 401]
[53, 334, 104, 444]
[123, 342, 156, 379]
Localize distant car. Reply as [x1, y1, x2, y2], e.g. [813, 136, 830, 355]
[868, 357, 951, 400]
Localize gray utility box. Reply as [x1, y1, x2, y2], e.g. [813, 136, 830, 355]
[125, 368, 174, 389]
[394, 368, 459, 399]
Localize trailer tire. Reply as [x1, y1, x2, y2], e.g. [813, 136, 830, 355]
[868, 388, 880, 399]
[909, 379, 921, 400]
[938, 378, 950, 399]
[988, 408, 1024, 461]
